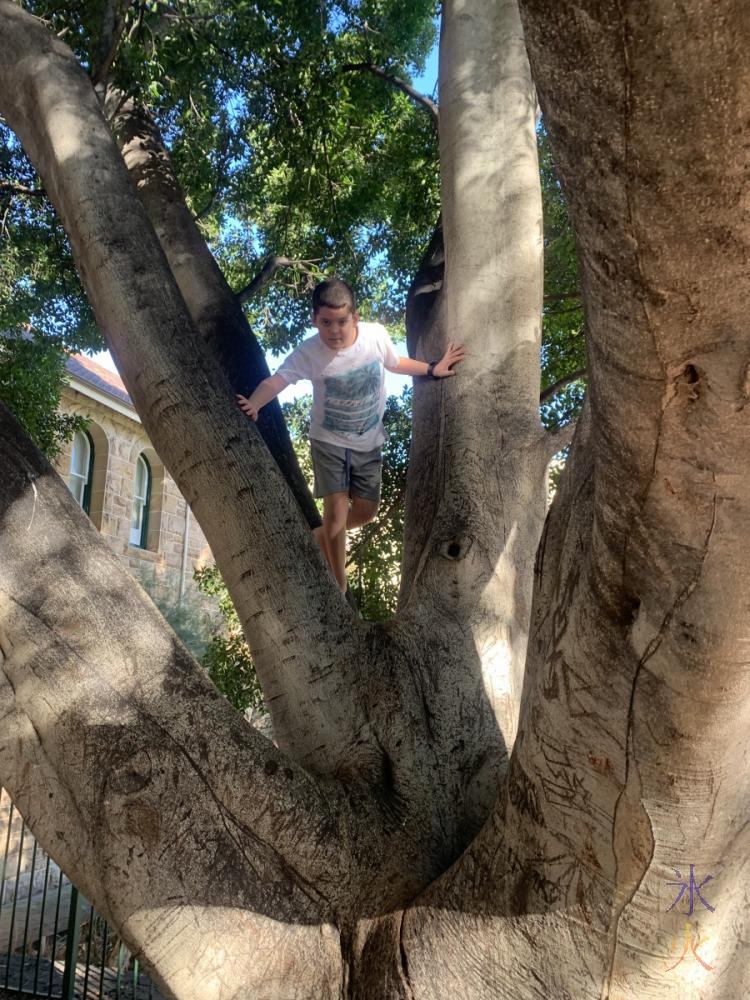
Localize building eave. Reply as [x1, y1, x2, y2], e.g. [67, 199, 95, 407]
[63, 375, 142, 424]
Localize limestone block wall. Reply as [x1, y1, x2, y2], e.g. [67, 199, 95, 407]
[55, 385, 213, 605]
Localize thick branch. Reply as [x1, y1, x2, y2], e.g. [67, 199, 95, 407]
[399, 0, 549, 755]
[236, 254, 322, 304]
[341, 62, 439, 125]
[101, 89, 320, 530]
[91, 0, 129, 85]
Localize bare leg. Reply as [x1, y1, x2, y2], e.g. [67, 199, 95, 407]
[322, 492, 349, 592]
[347, 496, 379, 530]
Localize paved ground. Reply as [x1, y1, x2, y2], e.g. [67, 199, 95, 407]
[0, 955, 164, 998]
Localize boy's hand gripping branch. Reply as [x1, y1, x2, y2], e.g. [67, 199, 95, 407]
[236, 373, 288, 422]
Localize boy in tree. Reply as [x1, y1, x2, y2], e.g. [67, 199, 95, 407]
[237, 279, 465, 592]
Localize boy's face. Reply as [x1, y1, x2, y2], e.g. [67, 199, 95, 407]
[312, 305, 359, 351]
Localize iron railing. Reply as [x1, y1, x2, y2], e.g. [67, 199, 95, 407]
[0, 788, 162, 999]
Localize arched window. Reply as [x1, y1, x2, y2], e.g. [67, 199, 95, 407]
[130, 454, 152, 548]
[68, 430, 94, 514]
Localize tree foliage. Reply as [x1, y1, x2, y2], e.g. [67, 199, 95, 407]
[0, 332, 85, 457]
[539, 125, 586, 430]
[12, 0, 439, 343]
[195, 564, 265, 713]
[0, 128, 99, 455]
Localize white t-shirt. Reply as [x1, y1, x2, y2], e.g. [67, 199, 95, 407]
[276, 322, 399, 450]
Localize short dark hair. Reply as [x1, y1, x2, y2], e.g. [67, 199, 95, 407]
[312, 278, 356, 314]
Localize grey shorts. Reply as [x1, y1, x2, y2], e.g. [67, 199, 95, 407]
[310, 440, 383, 502]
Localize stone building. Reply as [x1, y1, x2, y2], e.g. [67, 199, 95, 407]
[54, 353, 214, 607]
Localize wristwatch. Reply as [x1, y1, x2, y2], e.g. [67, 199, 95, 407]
[426, 361, 439, 379]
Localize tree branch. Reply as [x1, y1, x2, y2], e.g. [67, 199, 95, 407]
[0, 400, 405, 996]
[542, 415, 578, 460]
[91, 0, 129, 86]
[539, 368, 586, 404]
[0, 180, 46, 197]
[398, 0, 550, 763]
[236, 255, 323, 305]
[341, 62, 439, 125]
[102, 89, 321, 530]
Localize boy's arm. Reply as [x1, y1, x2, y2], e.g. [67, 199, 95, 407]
[236, 373, 288, 421]
[385, 342, 467, 378]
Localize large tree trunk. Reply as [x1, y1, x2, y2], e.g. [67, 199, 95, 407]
[2, 0, 748, 998]
[386, 2, 750, 999]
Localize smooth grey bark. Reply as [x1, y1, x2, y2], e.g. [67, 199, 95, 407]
[402, 0, 552, 756]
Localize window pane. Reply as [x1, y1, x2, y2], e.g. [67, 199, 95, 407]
[69, 473, 86, 506]
[68, 432, 91, 510]
[69, 432, 89, 482]
[134, 455, 147, 501]
[130, 455, 150, 546]
[130, 498, 143, 545]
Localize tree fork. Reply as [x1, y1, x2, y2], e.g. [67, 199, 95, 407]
[0, 0, 529, 876]
[0, 400, 444, 999]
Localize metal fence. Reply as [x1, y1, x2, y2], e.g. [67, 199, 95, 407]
[0, 788, 162, 999]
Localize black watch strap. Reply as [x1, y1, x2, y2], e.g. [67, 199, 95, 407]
[426, 361, 439, 379]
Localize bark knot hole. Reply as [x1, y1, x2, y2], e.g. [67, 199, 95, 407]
[440, 536, 472, 561]
[110, 749, 152, 795]
[674, 363, 701, 400]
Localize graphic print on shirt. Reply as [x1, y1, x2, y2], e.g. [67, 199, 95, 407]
[322, 361, 381, 437]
